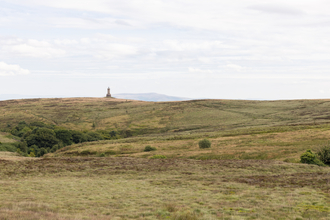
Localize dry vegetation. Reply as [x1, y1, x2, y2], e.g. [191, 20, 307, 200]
[2, 97, 330, 134]
[2, 97, 330, 219]
[1, 157, 330, 219]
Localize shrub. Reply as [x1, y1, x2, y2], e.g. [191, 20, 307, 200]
[316, 145, 330, 165]
[99, 153, 106, 157]
[85, 131, 104, 141]
[18, 142, 28, 153]
[50, 145, 59, 153]
[198, 139, 211, 149]
[150, 155, 166, 159]
[300, 149, 325, 166]
[0, 143, 17, 152]
[38, 147, 48, 157]
[144, 145, 156, 152]
[55, 129, 72, 146]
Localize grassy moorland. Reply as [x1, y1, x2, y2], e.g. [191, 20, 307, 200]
[1, 157, 330, 220]
[1, 97, 330, 219]
[1, 97, 330, 134]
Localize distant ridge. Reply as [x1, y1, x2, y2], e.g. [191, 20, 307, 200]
[113, 93, 193, 102]
[0, 93, 193, 102]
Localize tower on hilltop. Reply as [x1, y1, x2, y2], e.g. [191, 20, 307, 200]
[106, 87, 111, 97]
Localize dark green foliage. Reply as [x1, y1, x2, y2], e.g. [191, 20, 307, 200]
[85, 131, 104, 141]
[121, 129, 132, 138]
[29, 121, 49, 128]
[25, 134, 39, 147]
[99, 153, 106, 157]
[300, 149, 325, 166]
[144, 145, 156, 152]
[18, 141, 28, 153]
[28, 145, 38, 155]
[71, 130, 87, 143]
[38, 147, 48, 157]
[110, 130, 117, 137]
[198, 139, 211, 149]
[0, 143, 17, 152]
[55, 129, 72, 146]
[316, 145, 330, 165]
[5, 121, 117, 156]
[27, 128, 58, 149]
[50, 144, 59, 153]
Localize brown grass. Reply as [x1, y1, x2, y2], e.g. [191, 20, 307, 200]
[0, 157, 330, 219]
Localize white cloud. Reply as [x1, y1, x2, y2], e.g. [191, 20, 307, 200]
[247, 4, 305, 16]
[225, 64, 247, 72]
[188, 67, 213, 74]
[1, 38, 66, 58]
[0, 62, 30, 76]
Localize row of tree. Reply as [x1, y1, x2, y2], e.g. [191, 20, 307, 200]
[11, 121, 118, 157]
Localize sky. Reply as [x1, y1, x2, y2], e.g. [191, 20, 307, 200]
[0, 0, 330, 100]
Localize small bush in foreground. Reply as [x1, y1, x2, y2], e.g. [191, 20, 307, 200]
[316, 145, 330, 165]
[144, 145, 156, 152]
[198, 139, 211, 149]
[300, 149, 325, 166]
[150, 155, 166, 159]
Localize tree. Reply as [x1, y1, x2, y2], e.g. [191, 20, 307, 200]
[71, 130, 87, 143]
[55, 129, 72, 146]
[26, 128, 58, 149]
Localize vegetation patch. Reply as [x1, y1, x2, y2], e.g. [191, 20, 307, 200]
[144, 145, 157, 152]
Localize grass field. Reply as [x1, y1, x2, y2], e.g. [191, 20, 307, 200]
[1, 156, 330, 219]
[2, 98, 330, 135]
[1, 97, 330, 219]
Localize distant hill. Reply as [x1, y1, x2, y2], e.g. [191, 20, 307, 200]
[0, 93, 193, 102]
[112, 93, 193, 102]
[0, 94, 68, 101]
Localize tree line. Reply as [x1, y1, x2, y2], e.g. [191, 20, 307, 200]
[10, 121, 118, 157]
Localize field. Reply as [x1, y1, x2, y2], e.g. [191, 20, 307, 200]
[1, 156, 330, 219]
[1, 97, 330, 219]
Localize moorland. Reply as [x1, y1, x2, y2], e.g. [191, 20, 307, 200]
[1, 97, 330, 219]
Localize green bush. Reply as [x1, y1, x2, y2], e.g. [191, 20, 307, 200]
[150, 155, 166, 159]
[99, 153, 106, 157]
[144, 145, 156, 152]
[316, 145, 330, 165]
[0, 143, 17, 152]
[300, 149, 325, 166]
[37, 147, 48, 157]
[198, 139, 211, 149]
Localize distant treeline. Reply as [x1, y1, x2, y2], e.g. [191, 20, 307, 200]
[8, 121, 119, 157]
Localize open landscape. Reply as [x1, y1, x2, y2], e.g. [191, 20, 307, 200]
[1, 97, 330, 219]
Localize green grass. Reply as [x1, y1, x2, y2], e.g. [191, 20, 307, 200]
[2, 98, 330, 219]
[2, 98, 330, 136]
[0, 157, 330, 219]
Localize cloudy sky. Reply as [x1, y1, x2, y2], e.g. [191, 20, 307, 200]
[0, 0, 330, 100]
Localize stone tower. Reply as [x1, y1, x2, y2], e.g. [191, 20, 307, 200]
[106, 87, 111, 97]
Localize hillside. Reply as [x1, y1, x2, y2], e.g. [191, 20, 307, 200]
[1, 97, 330, 161]
[2, 97, 330, 219]
[1, 97, 330, 134]
[113, 93, 193, 101]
